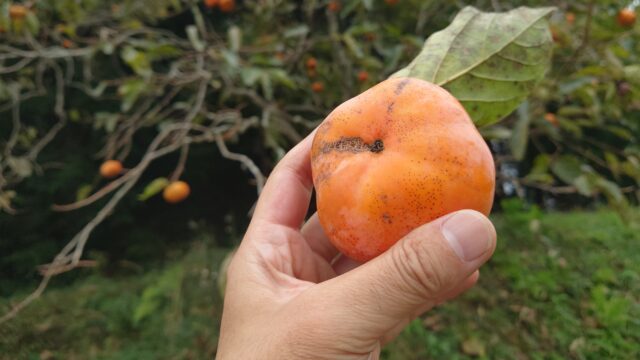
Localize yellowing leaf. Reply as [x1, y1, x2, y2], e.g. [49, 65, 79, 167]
[461, 337, 486, 357]
[393, 6, 555, 126]
[138, 177, 169, 201]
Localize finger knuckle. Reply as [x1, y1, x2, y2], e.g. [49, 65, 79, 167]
[392, 235, 446, 297]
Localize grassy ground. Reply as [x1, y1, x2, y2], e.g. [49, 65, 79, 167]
[1, 204, 639, 359]
[384, 202, 640, 359]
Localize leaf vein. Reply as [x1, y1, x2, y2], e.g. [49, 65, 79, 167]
[437, 10, 552, 86]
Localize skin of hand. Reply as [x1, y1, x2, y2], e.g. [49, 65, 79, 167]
[216, 131, 497, 360]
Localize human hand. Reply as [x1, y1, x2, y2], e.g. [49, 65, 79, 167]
[216, 132, 497, 359]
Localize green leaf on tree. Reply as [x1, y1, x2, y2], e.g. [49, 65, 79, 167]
[138, 177, 169, 201]
[392, 6, 555, 126]
[551, 155, 583, 185]
[510, 102, 531, 161]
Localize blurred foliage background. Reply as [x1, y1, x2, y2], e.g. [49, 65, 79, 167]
[0, 0, 639, 358]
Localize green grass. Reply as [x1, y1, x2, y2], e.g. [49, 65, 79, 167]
[2, 205, 639, 359]
[0, 242, 229, 359]
[385, 203, 640, 359]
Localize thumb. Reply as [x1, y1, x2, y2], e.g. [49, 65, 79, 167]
[324, 210, 496, 335]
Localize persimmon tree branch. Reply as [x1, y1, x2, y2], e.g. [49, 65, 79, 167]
[0, 120, 266, 324]
[27, 61, 67, 161]
[170, 144, 190, 182]
[569, 0, 595, 64]
[215, 134, 265, 195]
[0, 7, 309, 323]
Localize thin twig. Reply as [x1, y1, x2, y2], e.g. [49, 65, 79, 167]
[3, 91, 21, 159]
[0, 274, 52, 324]
[0, 57, 34, 74]
[170, 144, 189, 182]
[569, 0, 595, 64]
[215, 135, 265, 195]
[38, 260, 97, 276]
[27, 61, 67, 161]
[52, 171, 136, 211]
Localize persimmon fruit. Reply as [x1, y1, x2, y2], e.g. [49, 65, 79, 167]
[311, 81, 324, 93]
[204, 0, 218, 8]
[357, 70, 369, 82]
[565, 12, 575, 25]
[218, 0, 235, 12]
[163, 181, 191, 204]
[306, 57, 317, 70]
[617, 8, 636, 28]
[544, 112, 558, 126]
[311, 77, 495, 262]
[99, 160, 123, 179]
[9, 5, 28, 19]
[328, 1, 341, 12]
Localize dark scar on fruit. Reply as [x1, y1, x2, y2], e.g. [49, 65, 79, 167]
[320, 137, 384, 154]
[387, 101, 395, 114]
[382, 213, 392, 224]
[394, 78, 411, 95]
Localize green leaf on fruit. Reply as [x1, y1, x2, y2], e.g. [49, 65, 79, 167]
[392, 6, 555, 127]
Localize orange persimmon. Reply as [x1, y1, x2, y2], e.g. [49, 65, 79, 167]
[311, 81, 324, 93]
[565, 12, 575, 25]
[357, 70, 369, 82]
[163, 181, 191, 204]
[218, 0, 235, 12]
[306, 57, 317, 70]
[544, 112, 558, 126]
[99, 160, 123, 179]
[311, 77, 495, 261]
[9, 5, 28, 19]
[204, 0, 218, 8]
[617, 8, 636, 28]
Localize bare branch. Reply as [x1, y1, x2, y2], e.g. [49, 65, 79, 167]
[70, 166, 141, 263]
[0, 273, 52, 324]
[569, 0, 596, 64]
[0, 57, 34, 74]
[52, 171, 136, 211]
[38, 260, 97, 276]
[3, 90, 21, 159]
[215, 134, 265, 195]
[27, 61, 67, 161]
[170, 144, 190, 182]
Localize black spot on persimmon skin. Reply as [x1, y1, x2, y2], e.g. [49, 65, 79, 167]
[387, 101, 395, 114]
[394, 78, 411, 95]
[319, 136, 384, 154]
[370, 139, 384, 153]
[382, 213, 392, 224]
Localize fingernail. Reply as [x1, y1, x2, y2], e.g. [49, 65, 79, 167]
[441, 210, 494, 262]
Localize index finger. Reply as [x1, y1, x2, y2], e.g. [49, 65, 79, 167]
[252, 130, 316, 228]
